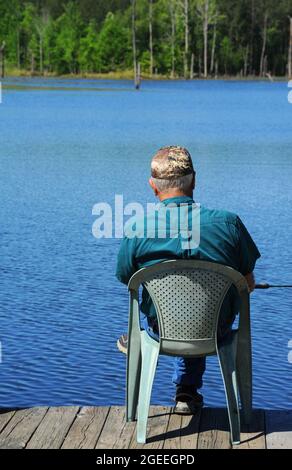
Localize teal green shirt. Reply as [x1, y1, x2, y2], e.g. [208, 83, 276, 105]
[116, 196, 261, 321]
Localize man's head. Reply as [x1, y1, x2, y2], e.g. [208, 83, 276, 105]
[149, 146, 196, 200]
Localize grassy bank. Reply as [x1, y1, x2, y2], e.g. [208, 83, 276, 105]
[4, 67, 165, 80]
[4, 67, 289, 82]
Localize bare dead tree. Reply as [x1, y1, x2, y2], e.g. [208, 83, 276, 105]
[0, 41, 6, 78]
[260, 12, 268, 77]
[197, 0, 217, 79]
[190, 52, 194, 79]
[210, 13, 217, 74]
[169, 0, 177, 79]
[179, 0, 189, 79]
[35, 9, 50, 75]
[249, 0, 256, 75]
[149, 0, 153, 77]
[16, 29, 20, 70]
[244, 45, 249, 77]
[131, 0, 140, 89]
[289, 16, 292, 78]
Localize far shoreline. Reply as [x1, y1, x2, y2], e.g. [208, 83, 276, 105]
[3, 68, 290, 83]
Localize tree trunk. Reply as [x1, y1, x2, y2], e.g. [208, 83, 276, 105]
[210, 16, 217, 74]
[215, 59, 218, 79]
[183, 0, 189, 79]
[17, 29, 20, 70]
[0, 41, 6, 78]
[131, 0, 140, 89]
[249, 0, 255, 75]
[244, 45, 249, 77]
[203, 0, 209, 78]
[264, 55, 268, 76]
[288, 16, 292, 78]
[149, 0, 153, 77]
[40, 37, 43, 75]
[31, 52, 35, 75]
[198, 54, 202, 78]
[190, 52, 194, 79]
[169, 0, 176, 79]
[137, 62, 141, 86]
[260, 12, 268, 77]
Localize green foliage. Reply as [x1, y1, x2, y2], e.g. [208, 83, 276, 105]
[220, 36, 233, 74]
[95, 12, 131, 72]
[79, 20, 99, 73]
[52, 2, 83, 74]
[0, 0, 292, 77]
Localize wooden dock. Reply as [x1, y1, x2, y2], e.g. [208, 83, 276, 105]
[0, 406, 291, 449]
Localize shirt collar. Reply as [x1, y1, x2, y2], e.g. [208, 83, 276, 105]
[161, 196, 194, 206]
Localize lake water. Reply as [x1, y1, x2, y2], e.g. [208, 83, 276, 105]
[0, 78, 292, 410]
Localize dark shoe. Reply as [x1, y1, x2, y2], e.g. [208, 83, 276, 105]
[174, 386, 203, 415]
[117, 334, 128, 355]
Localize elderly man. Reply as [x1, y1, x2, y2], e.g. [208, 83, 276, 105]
[116, 146, 260, 414]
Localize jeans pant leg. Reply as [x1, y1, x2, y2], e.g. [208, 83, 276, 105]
[172, 356, 206, 389]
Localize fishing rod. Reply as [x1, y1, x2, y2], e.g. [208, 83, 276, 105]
[255, 284, 292, 289]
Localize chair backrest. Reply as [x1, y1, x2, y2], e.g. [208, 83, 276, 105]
[128, 260, 249, 357]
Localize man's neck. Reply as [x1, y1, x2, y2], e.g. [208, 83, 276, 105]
[158, 190, 193, 202]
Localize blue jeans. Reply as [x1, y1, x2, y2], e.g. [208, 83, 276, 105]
[141, 312, 235, 390]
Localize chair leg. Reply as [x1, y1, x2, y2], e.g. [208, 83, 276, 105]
[236, 336, 252, 425]
[126, 332, 141, 422]
[237, 291, 252, 424]
[217, 336, 241, 445]
[137, 331, 160, 444]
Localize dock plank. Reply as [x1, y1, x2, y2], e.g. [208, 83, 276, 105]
[0, 410, 16, 434]
[96, 407, 125, 449]
[197, 408, 231, 449]
[113, 418, 136, 449]
[0, 406, 291, 449]
[180, 411, 201, 449]
[163, 409, 201, 449]
[234, 410, 266, 449]
[130, 406, 171, 449]
[26, 406, 79, 449]
[163, 409, 182, 449]
[62, 407, 109, 449]
[266, 410, 292, 449]
[0, 408, 48, 449]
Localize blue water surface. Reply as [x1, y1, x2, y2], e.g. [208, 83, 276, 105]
[0, 78, 292, 409]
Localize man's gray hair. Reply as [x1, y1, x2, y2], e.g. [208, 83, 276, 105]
[151, 173, 194, 193]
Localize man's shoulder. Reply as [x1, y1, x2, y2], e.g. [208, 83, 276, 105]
[200, 205, 239, 227]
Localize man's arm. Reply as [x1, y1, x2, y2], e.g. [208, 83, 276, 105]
[116, 236, 137, 285]
[245, 272, 255, 293]
[230, 217, 261, 288]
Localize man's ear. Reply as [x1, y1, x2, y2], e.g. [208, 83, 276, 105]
[149, 178, 159, 196]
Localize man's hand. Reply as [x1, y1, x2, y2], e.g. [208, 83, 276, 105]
[245, 272, 255, 293]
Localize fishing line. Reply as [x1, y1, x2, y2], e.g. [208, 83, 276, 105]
[255, 284, 292, 289]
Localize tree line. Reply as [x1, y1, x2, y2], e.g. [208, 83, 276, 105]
[0, 0, 292, 78]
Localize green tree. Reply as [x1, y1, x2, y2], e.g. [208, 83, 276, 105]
[52, 2, 83, 74]
[220, 35, 233, 74]
[21, 2, 39, 73]
[0, 0, 22, 68]
[1, 0, 292, 77]
[34, 8, 51, 74]
[95, 12, 131, 73]
[79, 20, 99, 73]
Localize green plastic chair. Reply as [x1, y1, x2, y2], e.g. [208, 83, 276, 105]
[126, 260, 252, 446]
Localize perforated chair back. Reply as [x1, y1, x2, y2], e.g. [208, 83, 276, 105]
[128, 260, 248, 356]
